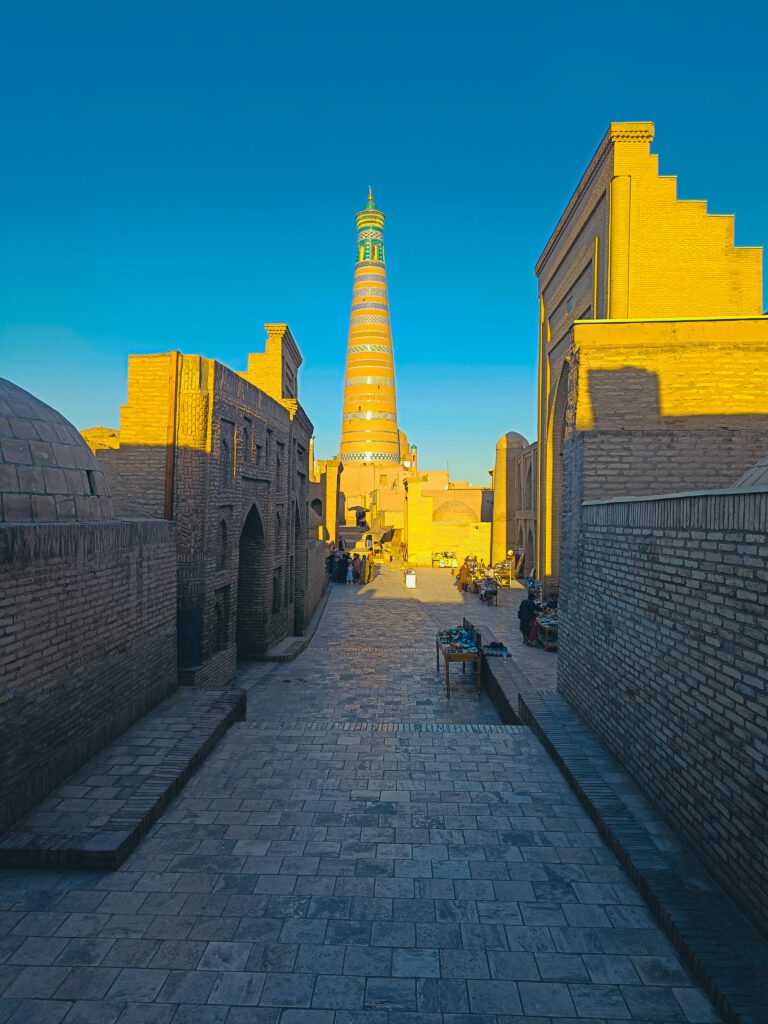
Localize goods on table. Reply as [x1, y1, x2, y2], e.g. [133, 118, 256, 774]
[537, 607, 559, 651]
[437, 626, 478, 654]
[436, 623, 483, 698]
[493, 560, 513, 586]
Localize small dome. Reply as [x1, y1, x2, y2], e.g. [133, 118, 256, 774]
[496, 431, 528, 451]
[0, 379, 113, 523]
[733, 455, 768, 489]
[433, 499, 476, 523]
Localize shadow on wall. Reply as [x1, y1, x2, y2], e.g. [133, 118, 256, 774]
[544, 360, 768, 593]
[588, 366, 768, 432]
[89, 440, 321, 674]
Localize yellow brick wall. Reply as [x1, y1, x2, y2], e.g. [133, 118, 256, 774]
[613, 144, 762, 319]
[403, 479, 434, 566]
[432, 522, 491, 565]
[573, 317, 768, 433]
[535, 122, 766, 587]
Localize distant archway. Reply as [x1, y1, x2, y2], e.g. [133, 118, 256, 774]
[237, 504, 267, 658]
[525, 463, 533, 509]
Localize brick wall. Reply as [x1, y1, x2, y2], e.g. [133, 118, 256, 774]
[0, 519, 177, 831]
[558, 488, 768, 931]
[304, 540, 329, 625]
[90, 348, 318, 675]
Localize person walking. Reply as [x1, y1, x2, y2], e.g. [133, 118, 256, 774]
[336, 552, 348, 584]
[352, 553, 362, 583]
[345, 556, 354, 585]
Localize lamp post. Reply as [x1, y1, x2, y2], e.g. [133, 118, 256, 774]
[507, 550, 513, 590]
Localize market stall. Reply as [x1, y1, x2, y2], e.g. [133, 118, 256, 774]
[436, 623, 482, 697]
[537, 610, 559, 651]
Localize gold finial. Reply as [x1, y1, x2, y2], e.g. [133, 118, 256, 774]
[368, 185, 373, 203]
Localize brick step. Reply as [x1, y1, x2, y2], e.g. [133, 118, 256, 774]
[0, 688, 246, 870]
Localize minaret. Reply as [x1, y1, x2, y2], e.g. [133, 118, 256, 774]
[339, 189, 400, 465]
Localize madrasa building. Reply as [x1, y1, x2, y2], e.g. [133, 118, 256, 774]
[313, 191, 529, 567]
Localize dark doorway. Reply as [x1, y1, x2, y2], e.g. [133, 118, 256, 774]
[237, 504, 267, 658]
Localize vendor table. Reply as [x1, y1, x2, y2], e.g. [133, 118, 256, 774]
[435, 629, 482, 699]
[538, 622, 558, 651]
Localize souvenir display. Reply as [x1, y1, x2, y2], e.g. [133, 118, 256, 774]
[436, 626, 478, 653]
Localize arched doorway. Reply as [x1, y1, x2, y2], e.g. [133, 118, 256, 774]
[526, 526, 535, 577]
[237, 504, 267, 658]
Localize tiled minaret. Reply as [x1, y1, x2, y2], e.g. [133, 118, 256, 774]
[339, 190, 400, 465]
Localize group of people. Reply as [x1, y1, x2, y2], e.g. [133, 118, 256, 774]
[454, 556, 499, 604]
[328, 547, 374, 586]
[454, 555, 493, 592]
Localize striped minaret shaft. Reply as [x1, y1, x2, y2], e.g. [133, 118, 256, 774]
[339, 189, 400, 464]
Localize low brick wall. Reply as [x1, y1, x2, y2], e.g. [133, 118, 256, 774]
[559, 487, 768, 932]
[0, 519, 177, 831]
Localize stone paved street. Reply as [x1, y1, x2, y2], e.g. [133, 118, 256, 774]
[0, 568, 719, 1023]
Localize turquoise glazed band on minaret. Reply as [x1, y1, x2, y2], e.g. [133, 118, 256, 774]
[339, 190, 400, 463]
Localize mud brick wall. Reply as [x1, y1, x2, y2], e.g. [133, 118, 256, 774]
[304, 540, 329, 626]
[0, 519, 177, 830]
[558, 488, 768, 931]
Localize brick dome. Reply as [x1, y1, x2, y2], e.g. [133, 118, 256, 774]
[0, 379, 113, 523]
[496, 431, 528, 451]
[733, 455, 768, 489]
[433, 499, 476, 523]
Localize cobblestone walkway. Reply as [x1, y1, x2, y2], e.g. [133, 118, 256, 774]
[0, 568, 719, 1023]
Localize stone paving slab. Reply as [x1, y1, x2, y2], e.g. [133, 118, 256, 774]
[0, 569, 725, 1022]
[455, 581, 767, 1024]
[516, 690, 768, 1024]
[0, 688, 246, 871]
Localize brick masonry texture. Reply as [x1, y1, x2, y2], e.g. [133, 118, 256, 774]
[0, 688, 245, 869]
[91, 344, 325, 683]
[558, 488, 768, 933]
[0, 519, 177, 832]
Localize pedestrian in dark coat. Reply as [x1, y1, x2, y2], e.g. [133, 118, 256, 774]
[517, 591, 539, 646]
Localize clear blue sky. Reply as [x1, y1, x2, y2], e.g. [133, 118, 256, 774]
[2, 1, 766, 484]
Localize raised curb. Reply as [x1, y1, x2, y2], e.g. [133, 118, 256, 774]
[476, 636, 768, 1024]
[0, 688, 246, 871]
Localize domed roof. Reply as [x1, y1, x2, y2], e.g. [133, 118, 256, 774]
[733, 455, 768, 489]
[0, 379, 113, 523]
[496, 431, 528, 451]
[433, 499, 476, 523]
